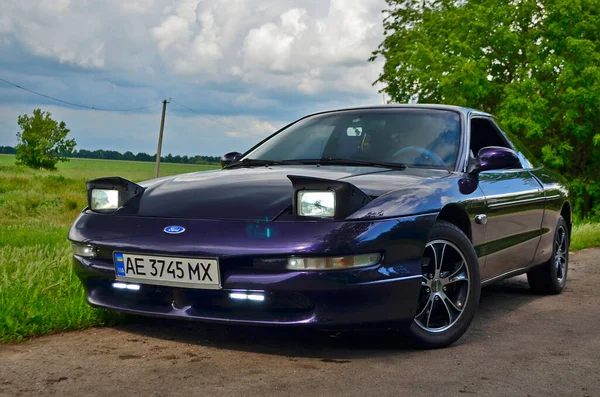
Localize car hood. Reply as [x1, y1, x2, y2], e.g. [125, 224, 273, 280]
[137, 165, 450, 220]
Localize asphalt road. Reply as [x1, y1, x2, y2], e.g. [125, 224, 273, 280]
[1, 248, 599, 397]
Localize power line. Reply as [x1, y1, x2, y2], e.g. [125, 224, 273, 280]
[0, 77, 161, 112]
[1, 76, 270, 137]
[170, 98, 249, 135]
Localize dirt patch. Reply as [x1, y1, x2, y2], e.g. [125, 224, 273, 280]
[1, 248, 599, 397]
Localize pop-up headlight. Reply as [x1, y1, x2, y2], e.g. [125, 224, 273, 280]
[86, 177, 145, 214]
[298, 191, 336, 218]
[288, 175, 372, 219]
[90, 189, 119, 211]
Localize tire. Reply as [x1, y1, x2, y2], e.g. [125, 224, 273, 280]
[406, 221, 481, 348]
[527, 216, 569, 294]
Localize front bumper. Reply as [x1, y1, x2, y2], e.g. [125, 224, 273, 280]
[74, 256, 422, 326]
[70, 212, 435, 327]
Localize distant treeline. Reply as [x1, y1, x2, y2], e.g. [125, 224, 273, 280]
[0, 146, 220, 164]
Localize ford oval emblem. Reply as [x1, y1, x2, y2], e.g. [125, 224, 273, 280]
[164, 226, 185, 234]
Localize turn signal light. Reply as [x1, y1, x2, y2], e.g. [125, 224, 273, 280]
[286, 253, 381, 271]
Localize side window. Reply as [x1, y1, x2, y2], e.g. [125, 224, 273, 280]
[470, 117, 524, 169]
[469, 117, 512, 155]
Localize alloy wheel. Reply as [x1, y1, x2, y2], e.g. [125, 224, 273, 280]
[555, 225, 568, 285]
[415, 240, 470, 333]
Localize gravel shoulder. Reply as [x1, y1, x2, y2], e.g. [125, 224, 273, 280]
[1, 249, 599, 397]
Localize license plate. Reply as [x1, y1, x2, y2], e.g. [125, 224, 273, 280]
[114, 252, 220, 289]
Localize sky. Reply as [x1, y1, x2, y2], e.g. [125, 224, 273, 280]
[0, 0, 387, 156]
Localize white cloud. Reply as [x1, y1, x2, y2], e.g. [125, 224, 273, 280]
[2, 0, 385, 90]
[152, 3, 225, 75]
[153, 15, 192, 52]
[312, 0, 381, 64]
[243, 8, 308, 72]
[239, 0, 384, 93]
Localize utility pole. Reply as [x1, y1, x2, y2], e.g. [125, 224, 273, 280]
[154, 99, 168, 178]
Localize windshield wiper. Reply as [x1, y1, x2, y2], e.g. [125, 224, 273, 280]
[226, 157, 407, 170]
[313, 157, 407, 170]
[225, 159, 285, 169]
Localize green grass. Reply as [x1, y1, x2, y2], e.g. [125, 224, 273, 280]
[0, 154, 218, 181]
[0, 154, 218, 343]
[571, 223, 600, 252]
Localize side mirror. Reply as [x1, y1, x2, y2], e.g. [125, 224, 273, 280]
[220, 151, 242, 168]
[474, 146, 521, 173]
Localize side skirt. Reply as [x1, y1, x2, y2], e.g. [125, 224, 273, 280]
[480, 262, 541, 287]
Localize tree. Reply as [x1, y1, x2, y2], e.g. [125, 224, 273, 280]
[372, 0, 600, 219]
[15, 109, 76, 170]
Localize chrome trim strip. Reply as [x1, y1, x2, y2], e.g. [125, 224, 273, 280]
[481, 265, 532, 286]
[485, 189, 541, 201]
[488, 196, 545, 208]
[545, 194, 561, 200]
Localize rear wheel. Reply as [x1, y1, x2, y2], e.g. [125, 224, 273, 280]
[407, 221, 481, 348]
[527, 216, 569, 294]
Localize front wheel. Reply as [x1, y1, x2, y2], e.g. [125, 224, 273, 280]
[406, 221, 481, 348]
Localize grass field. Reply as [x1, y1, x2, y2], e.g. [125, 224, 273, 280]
[571, 223, 600, 252]
[0, 154, 218, 342]
[1, 153, 599, 343]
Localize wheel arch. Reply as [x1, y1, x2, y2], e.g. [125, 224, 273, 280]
[436, 204, 472, 242]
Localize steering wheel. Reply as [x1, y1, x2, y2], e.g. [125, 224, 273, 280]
[391, 146, 446, 167]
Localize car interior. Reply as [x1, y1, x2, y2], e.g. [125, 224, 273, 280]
[325, 113, 461, 168]
[469, 117, 512, 155]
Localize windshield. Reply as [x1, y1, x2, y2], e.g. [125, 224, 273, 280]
[242, 109, 461, 170]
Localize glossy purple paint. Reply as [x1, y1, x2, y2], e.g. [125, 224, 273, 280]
[68, 105, 573, 328]
[71, 212, 435, 326]
[477, 146, 521, 172]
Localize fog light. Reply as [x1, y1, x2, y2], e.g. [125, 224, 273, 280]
[286, 253, 381, 271]
[72, 242, 97, 258]
[229, 292, 265, 302]
[112, 282, 140, 291]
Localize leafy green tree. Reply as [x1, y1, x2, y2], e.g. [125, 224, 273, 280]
[372, 0, 600, 219]
[15, 109, 76, 170]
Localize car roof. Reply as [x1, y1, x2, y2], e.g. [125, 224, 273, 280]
[306, 104, 493, 118]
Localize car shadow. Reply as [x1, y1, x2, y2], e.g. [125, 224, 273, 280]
[116, 275, 538, 359]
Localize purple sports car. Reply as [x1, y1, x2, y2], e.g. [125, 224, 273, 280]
[69, 105, 571, 348]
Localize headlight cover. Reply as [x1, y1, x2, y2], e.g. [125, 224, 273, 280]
[90, 189, 119, 211]
[298, 190, 336, 217]
[287, 253, 381, 270]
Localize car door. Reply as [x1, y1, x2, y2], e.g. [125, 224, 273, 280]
[477, 170, 545, 280]
[469, 116, 545, 281]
